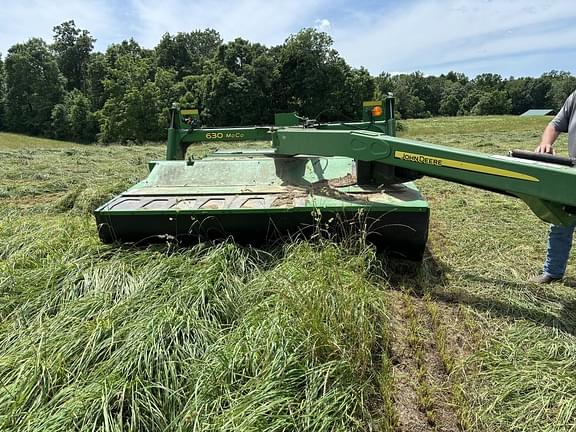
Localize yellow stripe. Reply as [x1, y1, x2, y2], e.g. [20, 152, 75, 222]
[181, 109, 199, 115]
[362, 100, 382, 107]
[394, 151, 539, 182]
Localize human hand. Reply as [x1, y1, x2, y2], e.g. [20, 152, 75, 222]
[534, 142, 555, 154]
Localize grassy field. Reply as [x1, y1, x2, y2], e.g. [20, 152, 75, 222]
[1, 115, 575, 431]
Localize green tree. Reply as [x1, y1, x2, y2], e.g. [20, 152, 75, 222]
[275, 29, 349, 118]
[527, 78, 553, 110]
[201, 66, 250, 125]
[439, 81, 466, 116]
[426, 75, 445, 115]
[0, 55, 5, 130]
[155, 30, 222, 78]
[542, 71, 576, 111]
[439, 92, 460, 116]
[153, 67, 179, 129]
[339, 67, 375, 120]
[392, 72, 431, 118]
[471, 90, 512, 115]
[97, 41, 164, 142]
[105, 39, 151, 69]
[473, 73, 504, 91]
[177, 74, 206, 111]
[200, 38, 277, 125]
[505, 77, 552, 114]
[459, 87, 482, 115]
[50, 102, 68, 139]
[51, 89, 98, 142]
[52, 20, 95, 91]
[4, 38, 65, 135]
[374, 72, 396, 99]
[85, 52, 108, 110]
[443, 71, 469, 86]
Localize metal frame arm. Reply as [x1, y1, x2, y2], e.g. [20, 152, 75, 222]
[273, 128, 576, 226]
[165, 99, 397, 160]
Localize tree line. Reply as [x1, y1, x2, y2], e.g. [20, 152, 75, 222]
[0, 21, 574, 143]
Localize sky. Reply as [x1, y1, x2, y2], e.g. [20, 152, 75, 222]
[0, 0, 574, 78]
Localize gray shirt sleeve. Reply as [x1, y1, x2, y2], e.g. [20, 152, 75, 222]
[550, 91, 576, 133]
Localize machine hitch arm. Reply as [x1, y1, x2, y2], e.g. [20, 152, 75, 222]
[273, 128, 576, 226]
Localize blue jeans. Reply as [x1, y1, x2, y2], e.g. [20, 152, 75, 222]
[543, 224, 576, 278]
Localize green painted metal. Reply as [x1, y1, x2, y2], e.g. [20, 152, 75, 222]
[360, 99, 396, 135]
[166, 99, 398, 161]
[97, 97, 425, 258]
[274, 112, 299, 126]
[167, 127, 271, 160]
[95, 151, 429, 259]
[273, 129, 576, 226]
[96, 94, 576, 259]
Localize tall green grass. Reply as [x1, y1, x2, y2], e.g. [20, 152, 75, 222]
[3, 116, 576, 431]
[0, 211, 392, 431]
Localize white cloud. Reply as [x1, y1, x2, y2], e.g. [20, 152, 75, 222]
[331, 0, 576, 75]
[128, 0, 332, 48]
[0, 0, 120, 55]
[315, 18, 332, 33]
[0, 0, 573, 77]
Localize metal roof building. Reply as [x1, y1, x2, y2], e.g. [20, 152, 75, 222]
[520, 109, 554, 116]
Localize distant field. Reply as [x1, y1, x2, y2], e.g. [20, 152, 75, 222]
[1, 115, 575, 432]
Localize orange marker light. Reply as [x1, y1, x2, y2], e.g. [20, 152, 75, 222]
[371, 106, 383, 117]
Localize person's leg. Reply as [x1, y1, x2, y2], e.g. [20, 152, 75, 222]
[543, 223, 576, 279]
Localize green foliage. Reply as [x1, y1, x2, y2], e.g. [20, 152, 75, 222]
[155, 30, 222, 78]
[84, 52, 108, 111]
[542, 70, 576, 111]
[383, 72, 432, 118]
[51, 89, 98, 143]
[439, 82, 465, 116]
[505, 77, 551, 114]
[276, 29, 347, 118]
[473, 73, 504, 91]
[1, 24, 575, 143]
[202, 65, 255, 125]
[52, 20, 95, 91]
[0, 55, 5, 130]
[200, 38, 276, 125]
[341, 67, 375, 120]
[4, 38, 65, 135]
[374, 72, 395, 99]
[471, 90, 512, 115]
[97, 42, 165, 143]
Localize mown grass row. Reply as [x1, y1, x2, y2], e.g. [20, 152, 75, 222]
[466, 323, 576, 431]
[0, 212, 393, 431]
[403, 115, 576, 431]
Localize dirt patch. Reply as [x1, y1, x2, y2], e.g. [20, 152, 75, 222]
[271, 179, 373, 207]
[309, 179, 373, 204]
[433, 301, 478, 362]
[271, 186, 308, 207]
[389, 291, 433, 431]
[415, 299, 461, 431]
[388, 290, 461, 432]
[327, 173, 357, 188]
